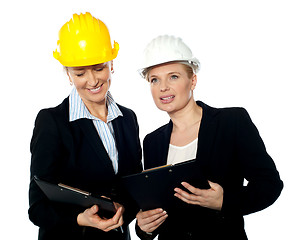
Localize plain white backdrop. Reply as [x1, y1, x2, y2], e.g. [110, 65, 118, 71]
[1, 0, 297, 239]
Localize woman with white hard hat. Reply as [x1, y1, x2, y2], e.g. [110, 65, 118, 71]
[135, 35, 283, 239]
[28, 12, 142, 240]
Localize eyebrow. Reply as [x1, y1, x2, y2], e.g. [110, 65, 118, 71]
[149, 71, 181, 78]
[72, 68, 85, 71]
[71, 63, 106, 71]
[93, 63, 106, 68]
[168, 72, 181, 75]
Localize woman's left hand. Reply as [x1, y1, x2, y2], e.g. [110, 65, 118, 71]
[174, 181, 223, 211]
[77, 202, 125, 232]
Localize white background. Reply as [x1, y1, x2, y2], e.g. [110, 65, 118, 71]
[1, 0, 297, 239]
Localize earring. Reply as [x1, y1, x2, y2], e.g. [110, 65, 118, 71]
[70, 81, 73, 86]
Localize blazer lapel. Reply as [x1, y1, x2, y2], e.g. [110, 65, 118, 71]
[160, 121, 173, 166]
[111, 117, 125, 174]
[73, 118, 115, 172]
[196, 101, 218, 166]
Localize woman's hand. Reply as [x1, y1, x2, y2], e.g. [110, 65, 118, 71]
[174, 181, 223, 211]
[136, 208, 168, 233]
[77, 203, 124, 232]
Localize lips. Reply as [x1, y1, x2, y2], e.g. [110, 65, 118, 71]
[160, 95, 175, 103]
[88, 84, 103, 93]
[161, 96, 174, 100]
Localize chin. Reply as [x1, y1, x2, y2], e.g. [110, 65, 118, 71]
[156, 105, 174, 114]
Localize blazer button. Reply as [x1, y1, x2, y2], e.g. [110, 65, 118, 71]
[110, 188, 117, 197]
[186, 231, 192, 239]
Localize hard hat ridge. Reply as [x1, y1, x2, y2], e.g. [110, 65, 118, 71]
[70, 12, 97, 33]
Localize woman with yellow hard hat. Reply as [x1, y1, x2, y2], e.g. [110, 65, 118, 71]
[135, 35, 283, 239]
[28, 12, 142, 240]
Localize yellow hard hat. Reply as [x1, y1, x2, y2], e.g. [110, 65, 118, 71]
[53, 12, 119, 67]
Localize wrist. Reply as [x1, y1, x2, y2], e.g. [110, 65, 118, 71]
[77, 213, 84, 226]
[135, 223, 155, 240]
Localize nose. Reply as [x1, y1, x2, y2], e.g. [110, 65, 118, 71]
[160, 79, 170, 92]
[87, 71, 98, 87]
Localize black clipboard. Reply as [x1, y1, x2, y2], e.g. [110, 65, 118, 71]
[34, 176, 117, 219]
[121, 159, 210, 211]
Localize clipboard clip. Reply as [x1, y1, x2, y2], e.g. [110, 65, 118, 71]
[58, 183, 91, 196]
[144, 165, 173, 179]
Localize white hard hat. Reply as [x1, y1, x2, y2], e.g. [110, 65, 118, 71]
[138, 35, 200, 78]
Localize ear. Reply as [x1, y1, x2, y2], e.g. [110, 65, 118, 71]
[110, 60, 114, 73]
[66, 68, 73, 85]
[191, 74, 197, 90]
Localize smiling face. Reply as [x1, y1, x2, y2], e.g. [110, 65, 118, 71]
[148, 62, 197, 114]
[66, 62, 112, 108]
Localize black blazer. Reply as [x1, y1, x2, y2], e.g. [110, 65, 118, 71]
[29, 97, 142, 240]
[139, 101, 283, 240]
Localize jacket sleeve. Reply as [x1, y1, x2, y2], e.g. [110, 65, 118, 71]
[28, 109, 83, 232]
[135, 223, 159, 240]
[221, 108, 283, 216]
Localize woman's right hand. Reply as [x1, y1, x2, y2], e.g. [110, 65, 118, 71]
[77, 204, 124, 232]
[136, 208, 168, 233]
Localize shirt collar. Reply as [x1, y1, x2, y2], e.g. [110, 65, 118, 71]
[69, 87, 123, 122]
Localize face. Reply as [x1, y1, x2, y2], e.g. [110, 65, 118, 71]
[148, 63, 197, 114]
[67, 62, 112, 107]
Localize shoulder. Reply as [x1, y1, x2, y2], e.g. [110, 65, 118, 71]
[144, 122, 170, 144]
[199, 101, 250, 122]
[34, 98, 69, 127]
[116, 103, 138, 121]
[145, 123, 169, 136]
[144, 102, 252, 139]
[31, 98, 70, 148]
[116, 103, 135, 116]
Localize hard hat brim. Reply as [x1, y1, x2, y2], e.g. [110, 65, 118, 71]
[138, 59, 200, 79]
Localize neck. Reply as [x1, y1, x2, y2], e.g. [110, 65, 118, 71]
[169, 99, 202, 131]
[84, 99, 108, 122]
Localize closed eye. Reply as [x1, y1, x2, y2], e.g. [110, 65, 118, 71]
[75, 72, 85, 77]
[95, 67, 104, 72]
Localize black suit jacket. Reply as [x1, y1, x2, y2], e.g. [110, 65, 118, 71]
[29, 97, 142, 240]
[139, 101, 283, 240]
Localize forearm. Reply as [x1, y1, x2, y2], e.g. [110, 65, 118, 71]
[221, 167, 283, 217]
[28, 188, 81, 231]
